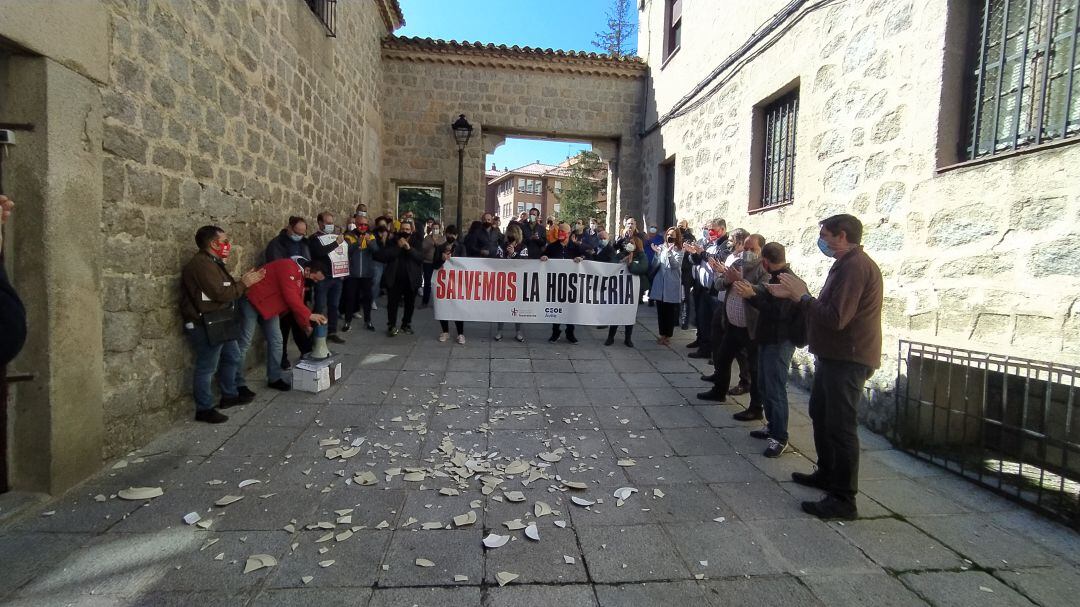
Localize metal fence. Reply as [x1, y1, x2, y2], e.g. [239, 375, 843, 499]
[305, 0, 337, 37]
[894, 340, 1080, 528]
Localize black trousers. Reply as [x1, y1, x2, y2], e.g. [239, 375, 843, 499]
[711, 324, 760, 407]
[607, 325, 634, 340]
[422, 262, 435, 305]
[809, 358, 872, 503]
[710, 302, 749, 387]
[551, 323, 575, 337]
[440, 320, 464, 335]
[279, 315, 311, 364]
[692, 287, 715, 352]
[656, 301, 679, 337]
[341, 276, 373, 322]
[387, 274, 417, 328]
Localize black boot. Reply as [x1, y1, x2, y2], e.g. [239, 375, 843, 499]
[195, 409, 228, 424]
[605, 327, 617, 346]
[566, 327, 578, 344]
[623, 325, 634, 348]
[549, 327, 561, 343]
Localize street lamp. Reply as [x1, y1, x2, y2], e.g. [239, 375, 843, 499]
[451, 114, 473, 230]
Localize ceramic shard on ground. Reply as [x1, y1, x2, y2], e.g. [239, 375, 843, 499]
[421, 521, 443, 530]
[214, 495, 243, 507]
[94, 494, 107, 502]
[617, 459, 636, 467]
[335, 530, 353, 542]
[243, 554, 277, 574]
[354, 471, 378, 486]
[318, 560, 335, 568]
[483, 533, 510, 548]
[525, 523, 540, 541]
[238, 479, 261, 488]
[319, 438, 341, 447]
[301, 575, 314, 585]
[613, 487, 638, 501]
[564, 555, 576, 564]
[117, 487, 164, 501]
[403, 471, 426, 482]
[182, 512, 201, 525]
[454, 575, 469, 582]
[653, 489, 666, 498]
[534, 501, 553, 517]
[554, 520, 567, 528]
[495, 571, 519, 586]
[503, 519, 527, 530]
[196, 519, 213, 530]
[503, 491, 525, 502]
[452, 511, 477, 527]
[376, 520, 389, 529]
[415, 558, 435, 567]
[315, 533, 333, 543]
[439, 487, 460, 496]
[199, 538, 219, 551]
[571, 496, 595, 506]
[561, 480, 588, 490]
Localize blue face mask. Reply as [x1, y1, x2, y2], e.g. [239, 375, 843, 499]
[289, 233, 304, 242]
[817, 237, 835, 258]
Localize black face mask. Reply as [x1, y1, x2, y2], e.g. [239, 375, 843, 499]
[667, 236, 675, 243]
[399, 231, 411, 239]
[482, 222, 492, 229]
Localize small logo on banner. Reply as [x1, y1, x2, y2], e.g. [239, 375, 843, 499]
[544, 307, 563, 319]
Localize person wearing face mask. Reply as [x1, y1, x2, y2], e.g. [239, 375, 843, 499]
[685, 219, 732, 360]
[420, 221, 445, 308]
[433, 225, 468, 344]
[765, 214, 883, 521]
[370, 218, 390, 311]
[604, 232, 648, 348]
[522, 208, 546, 256]
[541, 223, 586, 343]
[465, 212, 499, 258]
[648, 227, 684, 345]
[181, 226, 267, 423]
[494, 224, 528, 342]
[265, 216, 314, 368]
[698, 233, 765, 410]
[341, 214, 377, 332]
[375, 219, 424, 336]
[580, 218, 601, 253]
[309, 211, 347, 345]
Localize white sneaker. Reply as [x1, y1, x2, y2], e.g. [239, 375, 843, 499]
[456, 334, 466, 345]
[372, 302, 378, 311]
[438, 332, 449, 342]
[494, 332, 503, 341]
[515, 332, 525, 342]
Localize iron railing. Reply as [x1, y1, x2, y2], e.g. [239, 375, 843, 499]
[761, 90, 798, 209]
[894, 340, 1080, 528]
[304, 0, 337, 37]
[966, 0, 1080, 159]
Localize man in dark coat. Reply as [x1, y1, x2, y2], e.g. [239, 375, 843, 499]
[376, 219, 424, 335]
[541, 222, 586, 343]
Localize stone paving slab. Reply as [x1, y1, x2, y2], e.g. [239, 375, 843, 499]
[2, 307, 1078, 606]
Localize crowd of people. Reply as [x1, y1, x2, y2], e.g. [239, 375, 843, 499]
[181, 204, 882, 520]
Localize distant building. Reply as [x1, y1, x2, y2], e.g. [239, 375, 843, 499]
[487, 154, 607, 221]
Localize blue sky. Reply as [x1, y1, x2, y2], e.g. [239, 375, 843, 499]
[398, 0, 636, 170]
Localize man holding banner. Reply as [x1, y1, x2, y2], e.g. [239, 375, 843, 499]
[542, 223, 586, 343]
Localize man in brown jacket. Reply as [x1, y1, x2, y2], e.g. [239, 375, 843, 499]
[767, 214, 883, 520]
[181, 225, 265, 423]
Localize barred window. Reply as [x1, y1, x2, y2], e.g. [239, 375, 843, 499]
[966, 0, 1080, 159]
[760, 90, 799, 209]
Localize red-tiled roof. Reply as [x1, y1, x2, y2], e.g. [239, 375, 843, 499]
[384, 36, 644, 63]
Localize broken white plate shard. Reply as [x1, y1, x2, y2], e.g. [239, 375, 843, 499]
[495, 571, 519, 586]
[415, 558, 435, 568]
[534, 502, 553, 517]
[354, 471, 378, 486]
[318, 560, 335, 568]
[301, 575, 314, 585]
[112, 459, 129, 470]
[713, 517, 727, 523]
[483, 533, 511, 549]
[453, 511, 477, 527]
[238, 479, 261, 489]
[338, 447, 361, 459]
[283, 524, 296, 534]
[334, 509, 354, 516]
[454, 575, 469, 582]
[182, 512, 201, 525]
[613, 487, 638, 501]
[525, 523, 540, 541]
[563, 555, 576, 564]
[375, 520, 390, 529]
[196, 519, 213, 530]
[421, 522, 443, 530]
[214, 552, 224, 561]
[214, 495, 244, 507]
[503, 461, 529, 475]
[199, 538, 220, 551]
[503, 519, 527, 530]
[503, 491, 526, 503]
[315, 533, 333, 543]
[695, 573, 705, 580]
[117, 487, 164, 501]
[653, 489, 666, 498]
[403, 472, 426, 482]
[402, 517, 418, 528]
[337, 515, 352, 525]
[538, 451, 562, 463]
[554, 520, 567, 528]
[699, 560, 709, 566]
[561, 480, 588, 490]
[439, 487, 460, 496]
[335, 530, 353, 542]
[470, 500, 482, 509]
[243, 554, 277, 574]
[616, 459, 636, 467]
[319, 438, 341, 447]
[94, 494, 107, 502]
[571, 496, 595, 507]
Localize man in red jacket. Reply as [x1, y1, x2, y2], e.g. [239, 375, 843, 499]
[238, 256, 328, 391]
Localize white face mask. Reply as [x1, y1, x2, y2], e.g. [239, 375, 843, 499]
[347, 223, 356, 231]
[323, 223, 335, 233]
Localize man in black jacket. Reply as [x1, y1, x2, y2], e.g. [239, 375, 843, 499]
[308, 211, 346, 344]
[521, 208, 546, 257]
[377, 219, 423, 336]
[541, 223, 585, 343]
[732, 242, 805, 458]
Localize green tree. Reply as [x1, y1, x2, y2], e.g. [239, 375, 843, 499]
[397, 187, 442, 223]
[593, 0, 637, 58]
[556, 151, 605, 225]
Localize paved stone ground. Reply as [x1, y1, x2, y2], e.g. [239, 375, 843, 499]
[2, 306, 1079, 606]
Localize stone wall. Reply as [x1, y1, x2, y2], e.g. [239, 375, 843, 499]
[639, 0, 1080, 433]
[380, 40, 646, 230]
[97, 0, 389, 456]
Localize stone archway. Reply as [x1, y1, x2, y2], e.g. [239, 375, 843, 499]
[380, 37, 646, 234]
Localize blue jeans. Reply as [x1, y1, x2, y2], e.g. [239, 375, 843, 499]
[314, 277, 343, 333]
[238, 298, 285, 384]
[758, 341, 796, 443]
[185, 324, 240, 411]
[371, 262, 385, 302]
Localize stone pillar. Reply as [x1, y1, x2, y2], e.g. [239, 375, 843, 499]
[2, 56, 105, 494]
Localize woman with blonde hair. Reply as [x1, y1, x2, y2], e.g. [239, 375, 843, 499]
[649, 226, 684, 346]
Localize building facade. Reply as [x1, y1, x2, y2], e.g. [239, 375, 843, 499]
[0, 0, 1076, 494]
[637, 0, 1080, 431]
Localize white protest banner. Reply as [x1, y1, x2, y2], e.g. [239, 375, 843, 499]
[433, 257, 639, 326]
[318, 233, 350, 278]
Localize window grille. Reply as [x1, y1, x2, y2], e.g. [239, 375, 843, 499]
[305, 0, 337, 37]
[761, 90, 798, 209]
[966, 0, 1080, 159]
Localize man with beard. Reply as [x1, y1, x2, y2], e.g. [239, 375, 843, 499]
[377, 219, 424, 336]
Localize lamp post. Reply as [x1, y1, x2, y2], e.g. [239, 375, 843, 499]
[451, 114, 473, 230]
